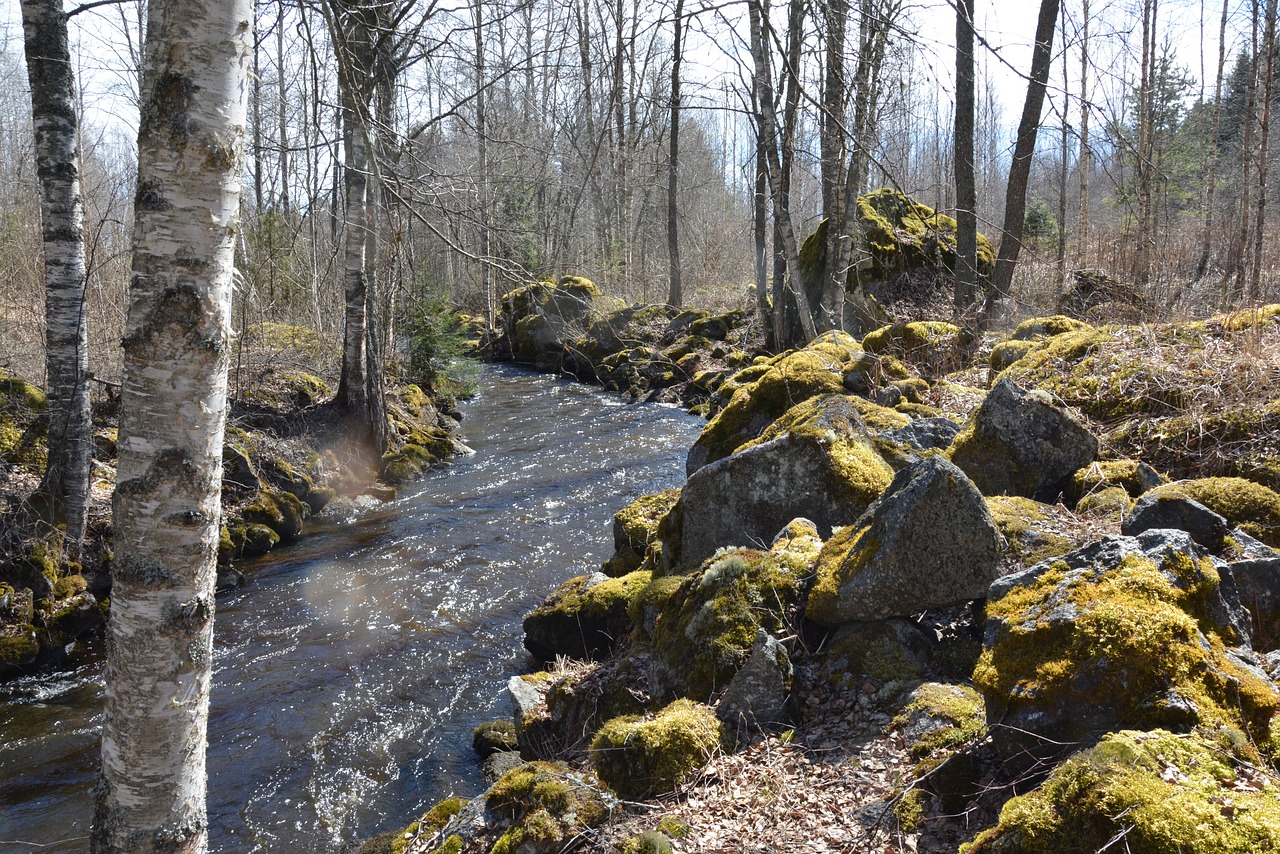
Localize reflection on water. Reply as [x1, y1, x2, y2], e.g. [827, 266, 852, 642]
[0, 365, 703, 852]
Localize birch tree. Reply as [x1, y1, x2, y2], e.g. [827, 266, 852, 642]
[21, 0, 92, 551]
[90, 0, 251, 848]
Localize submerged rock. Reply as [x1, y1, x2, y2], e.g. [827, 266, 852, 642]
[807, 456, 1000, 624]
[948, 378, 1099, 502]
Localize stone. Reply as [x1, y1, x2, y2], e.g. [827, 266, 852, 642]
[481, 750, 525, 786]
[508, 674, 544, 740]
[1123, 493, 1229, 551]
[676, 395, 894, 568]
[716, 630, 794, 734]
[473, 720, 519, 758]
[221, 442, 259, 500]
[806, 456, 1000, 625]
[976, 531, 1278, 763]
[1228, 551, 1280, 651]
[947, 377, 1099, 502]
[522, 571, 649, 662]
[814, 619, 934, 690]
[883, 416, 962, 452]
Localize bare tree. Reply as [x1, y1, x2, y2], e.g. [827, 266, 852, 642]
[21, 0, 92, 551]
[90, 0, 251, 847]
[987, 0, 1061, 319]
[954, 0, 978, 321]
[667, 0, 686, 306]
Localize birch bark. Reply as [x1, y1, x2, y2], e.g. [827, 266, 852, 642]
[21, 0, 92, 550]
[90, 0, 250, 848]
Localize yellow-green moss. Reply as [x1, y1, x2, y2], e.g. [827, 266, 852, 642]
[652, 549, 810, 698]
[486, 760, 610, 841]
[988, 339, 1038, 378]
[524, 571, 651, 660]
[963, 729, 1280, 853]
[0, 630, 39, 664]
[609, 489, 681, 576]
[984, 496, 1076, 567]
[1075, 486, 1132, 517]
[862, 321, 970, 377]
[893, 683, 986, 761]
[1066, 459, 1162, 505]
[656, 816, 691, 838]
[627, 574, 686, 640]
[1150, 477, 1280, 546]
[856, 188, 996, 277]
[851, 397, 912, 431]
[974, 552, 1278, 749]
[807, 525, 880, 625]
[590, 699, 725, 799]
[0, 369, 48, 411]
[1010, 315, 1093, 341]
[619, 830, 674, 854]
[893, 788, 927, 832]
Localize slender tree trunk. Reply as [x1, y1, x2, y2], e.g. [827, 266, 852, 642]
[1133, 0, 1157, 286]
[754, 130, 771, 344]
[21, 0, 92, 551]
[1250, 0, 1276, 302]
[1229, 6, 1259, 302]
[90, 0, 251, 847]
[1078, 0, 1090, 263]
[335, 79, 369, 417]
[818, 0, 848, 332]
[987, 0, 1061, 319]
[954, 0, 979, 321]
[474, 0, 494, 325]
[1196, 0, 1229, 279]
[277, 0, 290, 218]
[1056, 0, 1068, 282]
[666, 0, 685, 306]
[749, 0, 816, 347]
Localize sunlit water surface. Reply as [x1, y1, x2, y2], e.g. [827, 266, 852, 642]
[0, 364, 703, 852]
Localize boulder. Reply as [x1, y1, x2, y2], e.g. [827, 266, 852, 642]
[965, 729, 1280, 853]
[806, 456, 1000, 625]
[676, 395, 894, 568]
[522, 570, 650, 662]
[813, 618, 934, 690]
[473, 720, 519, 758]
[882, 416, 961, 452]
[976, 531, 1278, 762]
[948, 378, 1098, 502]
[1229, 551, 1280, 651]
[1122, 492, 1229, 551]
[605, 489, 680, 576]
[716, 630, 794, 734]
[590, 699, 724, 799]
[483, 760, 615, 854]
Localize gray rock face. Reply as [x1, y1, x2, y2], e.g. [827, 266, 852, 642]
[677, 396, 893, 568]
[805, 456, 1001, 625]
[1123, 493, 1229, 551]
[948, 377, 1099, 501]
[1229, 552, 1280, 651]
[884, 417, 962, 452]
[717, 630, 794, 734]
[508, 675, 543, 740]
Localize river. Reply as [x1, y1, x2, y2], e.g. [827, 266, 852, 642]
[0, 364, 704, 852]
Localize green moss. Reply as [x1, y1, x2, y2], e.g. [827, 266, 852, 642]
[653, 549, 810, 698]
[691, 343, 859, 469]
[609, 489, 681, 576]
[851, 397, 912, 431]
[893, 683, 986, 761]
[52, 574, 86, 600]
[656, 816, 691, 838]
[524, 570, 651, 660]
[485, 760, 610, 843]
[1150, 477, 1280, 546]
[620, 830, 675, 854]
[856, 188, 996, 278]
[862, 321, 970, 377]
[984, 496, 1076, 567]
[590, 699, 725, 799]
[815, 618, 927, 688]
[807, 525, 880, 625]
[242, 523, 280, 556]
[988, 339, 1037, 377]
[627, 574, 686, 641]
[474, 720, 518, 757]
[974, 551, 1279, 750]
[0, 629, 39, 664]
[963, 729, 1280, 853]
[1010, 315, 1093, 341]
[0, 369, 48, 410]
[1066, 459, 1162, 505]
[894, 788, 927, 832]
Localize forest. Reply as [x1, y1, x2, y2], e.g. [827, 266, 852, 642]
[4, 0, 1280, 851]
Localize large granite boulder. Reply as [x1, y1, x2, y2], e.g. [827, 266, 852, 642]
[947, 377, 1099, 501]
[806, 455, 1000, 625]
[977, 530, 1278, 762]
[675, 394, 893, 569]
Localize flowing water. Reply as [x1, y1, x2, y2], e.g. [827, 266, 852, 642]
[0, 364, 704, 852]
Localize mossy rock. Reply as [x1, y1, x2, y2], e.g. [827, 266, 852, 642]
[590, 699, 725, 799]
[473, 720, 519, 758]
[517, 655, 656, 759]
[652, 549, 810, 699]
[1065, 459, 1166, 506]
[0, 627, 39, 669]
[1009, 315, 1093, 342]
[1149, 477, 1280, 547]
[963, 729, 1280, 853]
[523, 571, 651, 662]
[863, 321, 971, 377]
[985, 496, 1079, 571]
[987, 339, 1037, 379]
[627, 574, 686, 641]
[857, 188, 996, 278]
[239, 487, 308, 541]
[975, 538, 1279, 762]
[485, 760, 612, 853]
[241, 523, 280, 557]
[1075, 485, 1132, 517]
[606, 491, 686, 578]
[238, 368, 332, 412]
[893, 682, 986, 763]
[620, 830, 674, 854]
[359, 796, 464, 854]
[686, 337, 863, 474]
[0, 369, 49, 472]
[815, 619, 934, 691]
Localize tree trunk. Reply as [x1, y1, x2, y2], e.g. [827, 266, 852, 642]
[335, 78, 370, 418]
[818, 0, 848, 332]
[666, 0, 685, 307]
[1195, 0, 1230, 279]
[21, 0, 92, 552]
[1228, 6, 1259, 302]
[90, 0, 251, 847]
[749, 0, 816, 347]
[474, 0, 494, 325]
[987, 0, 1061, 318]
[1249, 0, 1276, 302]
[1133, 0, 1157, 286]
[954, 0, 979, 321]
[1078, 0, 1090, 262]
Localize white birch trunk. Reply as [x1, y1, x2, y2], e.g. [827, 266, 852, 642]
[90, 0, 251, 848]
[336, 78, 369, 416]
[21, 0, 92, 549]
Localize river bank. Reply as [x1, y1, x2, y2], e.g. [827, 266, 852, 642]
[369, 280, 1280, 853]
